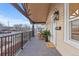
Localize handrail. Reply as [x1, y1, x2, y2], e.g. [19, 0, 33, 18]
[0, 31, 22, 38]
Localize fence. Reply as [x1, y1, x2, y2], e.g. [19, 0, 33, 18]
[0, 31, 32, 56]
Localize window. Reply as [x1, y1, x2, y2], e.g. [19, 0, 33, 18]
[64, 3, 79, 49]
[70, 17, 79, 42]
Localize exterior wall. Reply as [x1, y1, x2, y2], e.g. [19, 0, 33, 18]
[46, 3, 79, 56]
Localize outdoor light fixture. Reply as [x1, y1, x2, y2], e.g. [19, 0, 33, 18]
[54, 8, 59, 20]
[55, 26, 61, 30]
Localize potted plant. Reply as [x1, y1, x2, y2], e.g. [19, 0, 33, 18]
[41, 30, 51, 42]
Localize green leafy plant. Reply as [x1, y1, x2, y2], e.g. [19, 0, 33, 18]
[41, 30, 51, 42]
[41, 30, 50, 37]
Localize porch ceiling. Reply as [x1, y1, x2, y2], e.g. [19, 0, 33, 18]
[24, 3, 51, 23]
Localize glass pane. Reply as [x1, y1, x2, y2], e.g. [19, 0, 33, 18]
[71, 19, 79, 41]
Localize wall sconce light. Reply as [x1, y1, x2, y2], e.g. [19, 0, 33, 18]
[55, 26, 61, 30]
[54, 9, 59, 20]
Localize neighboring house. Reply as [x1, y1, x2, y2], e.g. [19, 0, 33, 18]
[0, 26, 13, 34]
[13, 24, 31, 31]
[0, 24, 31, 34]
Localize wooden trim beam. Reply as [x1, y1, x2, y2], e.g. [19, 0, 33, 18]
[10, 3, 33, 23]
[33, 22, 46, 24]
[46, 4, 52, 22]
[10, 3, 27, 16]
[22, 3, 27, 12]
[24, 3, 28, 10]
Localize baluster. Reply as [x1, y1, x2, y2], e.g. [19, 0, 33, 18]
[15, 34, 16, 55]
[21, 33, 23, 50]
[11, 35, 12, 56]
[5, 36, 6, 56]
[8, 36, 10, 56]
[1, 37, 3, 56]
[13, 35, 15, 55]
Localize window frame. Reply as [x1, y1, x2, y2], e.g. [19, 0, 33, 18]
[64, 3, 79, 49]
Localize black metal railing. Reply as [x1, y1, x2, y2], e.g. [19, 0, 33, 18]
[0, 31, 32, 56]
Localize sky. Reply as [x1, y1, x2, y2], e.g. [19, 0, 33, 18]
[0, 3, 31, 27]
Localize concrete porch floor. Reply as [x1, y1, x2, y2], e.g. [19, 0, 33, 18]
[17, 37, 61, 56]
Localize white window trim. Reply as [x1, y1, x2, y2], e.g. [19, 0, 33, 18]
[64, 3, 79, 49]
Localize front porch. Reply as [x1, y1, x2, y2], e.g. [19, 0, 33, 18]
[0, 3, 79, 56]
[17, 37, 61, 56]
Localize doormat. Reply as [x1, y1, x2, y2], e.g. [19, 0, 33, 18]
[47, 42, 55, 48]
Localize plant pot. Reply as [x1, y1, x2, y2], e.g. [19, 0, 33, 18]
[40, 35, 44, 40]
[45, 36, 49, 42]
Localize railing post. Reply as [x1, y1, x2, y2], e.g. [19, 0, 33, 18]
[21, 33, 23, 50]
[32, 24, 34, 37]
[29, 31, 31, 41]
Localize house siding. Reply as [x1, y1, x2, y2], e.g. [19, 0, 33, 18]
[46, 3, 79, 56]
